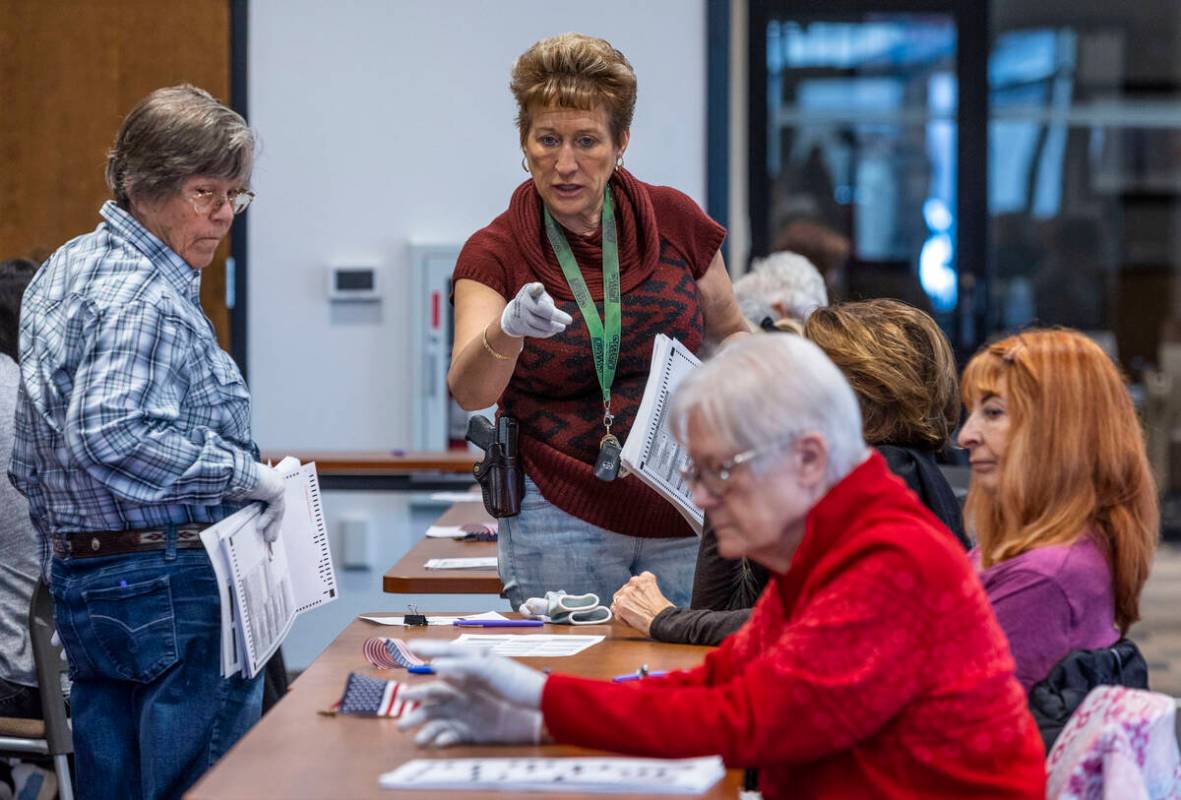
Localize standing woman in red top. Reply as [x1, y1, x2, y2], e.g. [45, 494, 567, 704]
[447, 33, 749, 610]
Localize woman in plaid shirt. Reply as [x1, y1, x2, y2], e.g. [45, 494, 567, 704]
[9, 85, 286, 800]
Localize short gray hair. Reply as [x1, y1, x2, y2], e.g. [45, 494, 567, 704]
[671, 334, 865, 486]
[105, 84, 256, 208]
[734, 251, 828, 325]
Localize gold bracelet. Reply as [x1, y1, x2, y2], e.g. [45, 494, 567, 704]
[482, 325, 513, 360]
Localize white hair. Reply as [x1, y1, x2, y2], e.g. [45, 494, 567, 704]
[734, 251, 828, 325]
[670, 334, 865, 486]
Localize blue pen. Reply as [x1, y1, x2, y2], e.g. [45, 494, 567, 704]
[612, 665, 669, 682]
[452, 619, 544, 628]
[407, 665, 435, 675]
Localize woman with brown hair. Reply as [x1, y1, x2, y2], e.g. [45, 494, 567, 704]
[446, 33, 748, 611]
[613, 299, 968, 644]
[957, 329, 1158, 690]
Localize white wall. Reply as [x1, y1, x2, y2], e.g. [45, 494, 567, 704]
[248, 0, 708, 450]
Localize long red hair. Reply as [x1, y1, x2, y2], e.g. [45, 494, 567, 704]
[961, 329, 1158, 633]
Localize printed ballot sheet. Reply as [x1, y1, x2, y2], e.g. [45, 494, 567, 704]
[379, 756, 725, 795]
[452, 634, 604, 657]
[201, 458, 338, 678]
[358, 611, 509, 626]
[620, 334, 703, 534]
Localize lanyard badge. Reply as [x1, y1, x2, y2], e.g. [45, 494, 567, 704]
[543, 188, 622, 481]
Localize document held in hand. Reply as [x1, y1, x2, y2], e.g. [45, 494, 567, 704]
[619, 334, 703, 534]
[200, 457, 338, 679]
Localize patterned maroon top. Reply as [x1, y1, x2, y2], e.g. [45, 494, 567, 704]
[453, 169, 725, 538]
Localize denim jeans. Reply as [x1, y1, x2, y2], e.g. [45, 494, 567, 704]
[50, 537, 263, 800]
[498, 476, 699, 611]
[0, 675, 41, 719]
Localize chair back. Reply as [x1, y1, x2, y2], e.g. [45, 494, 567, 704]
[27, 580, 72, 756]
[1046, 686, 1181, 799]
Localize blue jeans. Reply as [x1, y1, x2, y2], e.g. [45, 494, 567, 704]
[498, 476, 699, 611]
[50, 538, 263, 800]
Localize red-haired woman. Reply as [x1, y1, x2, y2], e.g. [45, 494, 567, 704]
[958, 329, 1158, 690]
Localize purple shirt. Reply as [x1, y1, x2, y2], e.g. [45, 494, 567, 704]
[973, 534, 1118, 690]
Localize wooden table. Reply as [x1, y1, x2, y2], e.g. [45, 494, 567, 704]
[187, 617, 740, 799]
[384, 502, 502, 595]
[263, 450, 478, 492]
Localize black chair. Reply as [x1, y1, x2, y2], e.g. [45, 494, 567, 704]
[0, 581, 74, 800]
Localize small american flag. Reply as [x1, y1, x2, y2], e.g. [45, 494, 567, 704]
[363, 637, 426, 670]
[336, 672, 418, 718]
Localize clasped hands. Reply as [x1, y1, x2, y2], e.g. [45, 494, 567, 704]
[610, 571, 675, 637]
[398, 641, 551, 747]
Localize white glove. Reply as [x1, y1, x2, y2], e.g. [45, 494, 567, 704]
[500, 282, 573, 339]
[407, 641, 547, 708]
[243, 465, 286, 543]
[398, 682, 543, 747]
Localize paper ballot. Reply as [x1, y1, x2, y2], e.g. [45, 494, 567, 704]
[619, 334, 703, 534]
[380, 756, 725, 794]
[201, 458, 338, 678]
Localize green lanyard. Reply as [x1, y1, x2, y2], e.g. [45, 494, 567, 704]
[542, 188, 621, 436]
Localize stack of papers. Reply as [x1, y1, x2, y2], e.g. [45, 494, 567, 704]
[620, 335, 704, 534]
[200, 457, 338, 678]
[380, 756, 725, 794]
[425, 520, 498, 539]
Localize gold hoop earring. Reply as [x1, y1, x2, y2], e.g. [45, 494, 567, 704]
[521, 156, 529, 173]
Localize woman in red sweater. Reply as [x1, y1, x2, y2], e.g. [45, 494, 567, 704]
[445, 33, 749, 611]
[401, 335, 1046, 799]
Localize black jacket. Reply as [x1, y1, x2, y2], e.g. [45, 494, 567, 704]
[1028, 638, 1148, 753]
[649, 445, 967, 646]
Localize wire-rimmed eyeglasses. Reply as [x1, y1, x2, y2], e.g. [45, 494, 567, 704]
[679, 436, 796, 498]
[189, 187, 255, 216]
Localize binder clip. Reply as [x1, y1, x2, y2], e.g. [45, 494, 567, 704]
[404, 604, 428, 627]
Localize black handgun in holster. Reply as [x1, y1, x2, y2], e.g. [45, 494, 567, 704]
[466, 415, 524, 518]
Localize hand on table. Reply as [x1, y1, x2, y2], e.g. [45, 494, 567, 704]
[611, 571, 675, 637]
[398, 642, 550, 747]
[500, 282, 572, 339]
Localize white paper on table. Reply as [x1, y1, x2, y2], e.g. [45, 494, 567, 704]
[424, 557, 498, 570]
[427, 492, 485, 503]
[358, 611, 508, 626]
[452, 634, 604, 657]
[425, 519, 498, 539]
[379, 756, 725, 795]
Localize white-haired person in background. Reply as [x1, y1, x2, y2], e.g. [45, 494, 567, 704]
[397, 335, 1046, 799]
[733, 250, 827, 333]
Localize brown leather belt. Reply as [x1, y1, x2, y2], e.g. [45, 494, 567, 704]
[52, 524, 211, 559]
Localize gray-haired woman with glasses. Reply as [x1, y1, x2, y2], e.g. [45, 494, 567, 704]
[10, 84, 285, 799]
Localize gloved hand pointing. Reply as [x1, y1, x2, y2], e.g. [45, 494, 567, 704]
[500, 282, 572, 339]
[243, 465, 286, 543]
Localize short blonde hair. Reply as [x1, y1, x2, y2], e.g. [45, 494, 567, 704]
[510, 33, 636, 146]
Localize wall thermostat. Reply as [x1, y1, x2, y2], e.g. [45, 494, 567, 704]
[328, 265, 381, 302]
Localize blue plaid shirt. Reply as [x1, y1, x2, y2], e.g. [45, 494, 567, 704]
[9, 201, 263, 573]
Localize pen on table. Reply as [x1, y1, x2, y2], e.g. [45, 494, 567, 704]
[452, 619, 544, 628]
[612, 664, 669, 682]
[407, 664, 435, 675]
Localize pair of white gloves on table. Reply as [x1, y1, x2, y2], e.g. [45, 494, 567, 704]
[397, 642, 549, 747]
[519, 591, 613, 625]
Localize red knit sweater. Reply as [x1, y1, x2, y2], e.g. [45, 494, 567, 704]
[542, 453, 1047, 799]
[453, 169, 725, 538]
